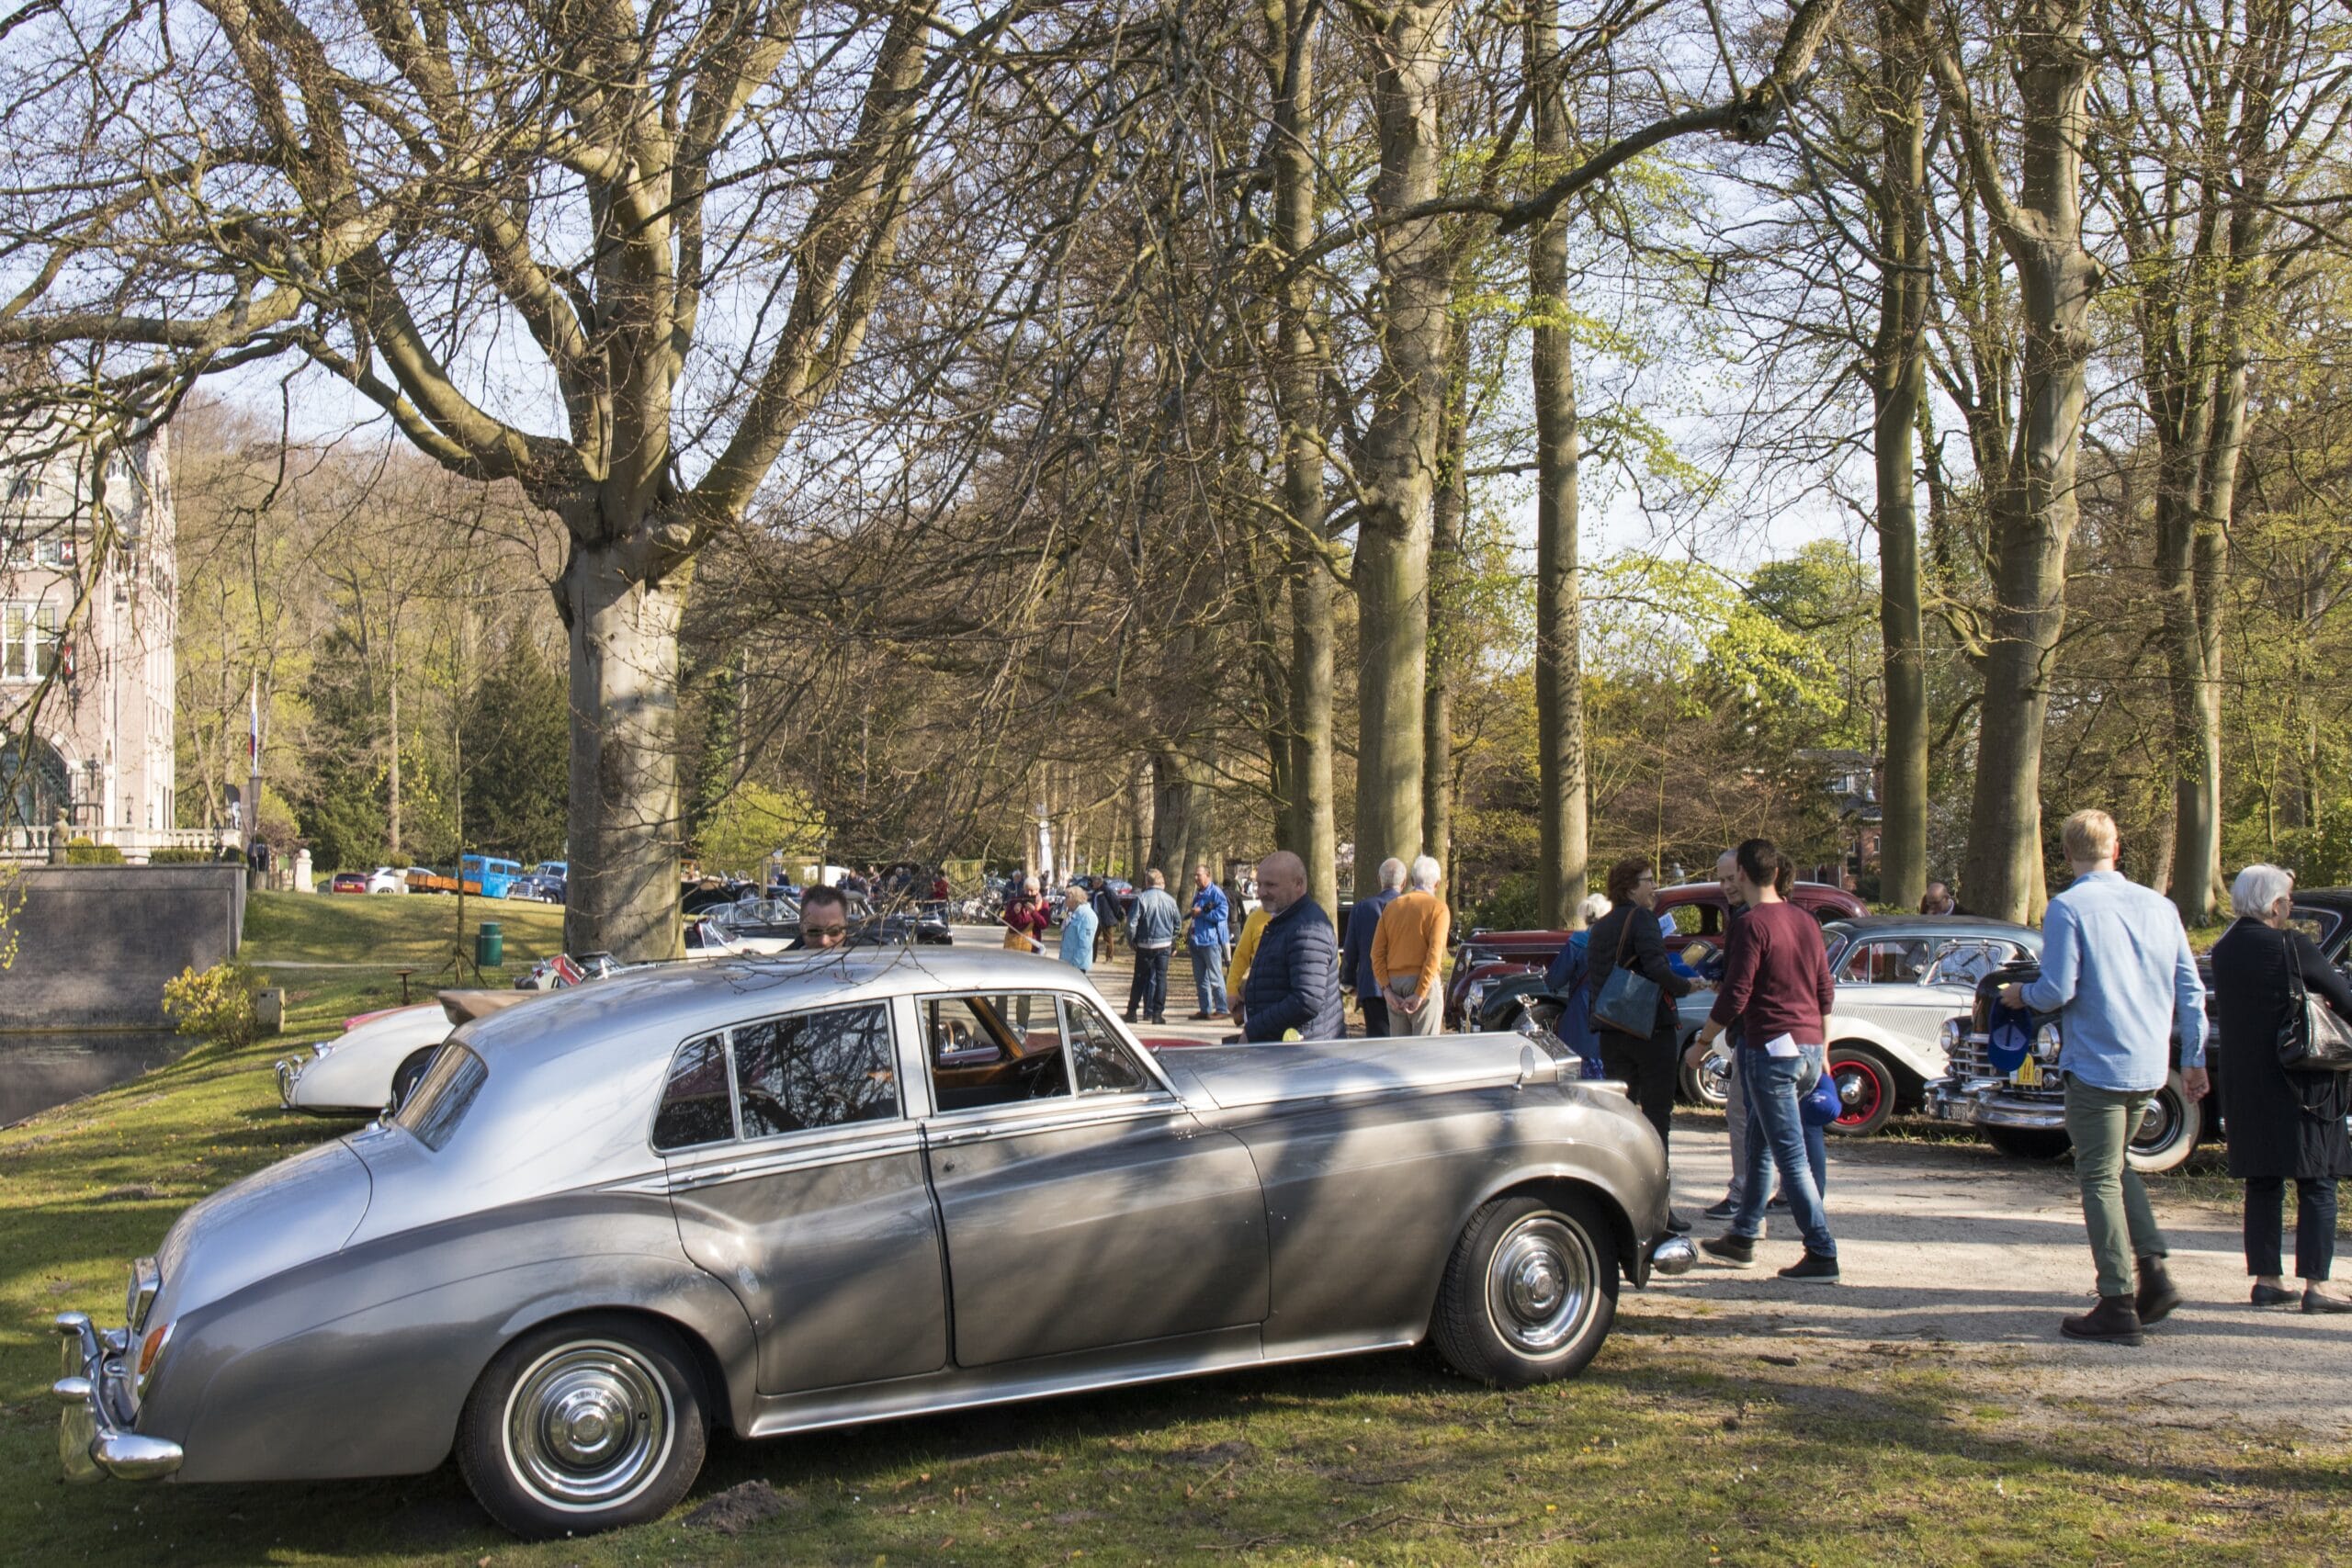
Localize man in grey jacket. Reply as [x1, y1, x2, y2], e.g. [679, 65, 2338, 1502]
[1125, 869, 1182, 1025]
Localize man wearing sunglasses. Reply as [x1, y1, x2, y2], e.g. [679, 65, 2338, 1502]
[788, 885, 855, 952]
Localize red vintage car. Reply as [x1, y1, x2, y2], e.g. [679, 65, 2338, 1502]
[327, 871, 369, 895]
[1445, 880, 1871, 1031]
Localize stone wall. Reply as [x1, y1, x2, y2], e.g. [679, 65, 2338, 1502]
[3, 865, 244, 1030]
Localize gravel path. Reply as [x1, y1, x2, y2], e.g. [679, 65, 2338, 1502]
[1651, 1119, 2352, 1433]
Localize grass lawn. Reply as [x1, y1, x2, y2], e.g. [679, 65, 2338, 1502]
[5, 896, 2349, 1563]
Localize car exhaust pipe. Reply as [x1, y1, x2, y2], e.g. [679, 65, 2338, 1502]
[1650, 1236, 1698, 1276]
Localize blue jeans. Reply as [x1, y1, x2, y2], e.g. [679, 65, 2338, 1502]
[1730, 1049, 1835, 1258]
[1192, 943, 1227, 1013]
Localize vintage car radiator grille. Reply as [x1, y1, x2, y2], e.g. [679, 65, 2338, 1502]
[1948, 1033, 1996, 1081]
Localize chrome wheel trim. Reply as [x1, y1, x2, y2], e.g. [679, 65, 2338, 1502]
[501, 1339, 674, 1512]
[2133, 1090, 2184, 1153]
[1484, 1213, 1598, 1355]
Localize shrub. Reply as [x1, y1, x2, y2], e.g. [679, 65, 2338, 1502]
[145, 848, 215, 864]
[1468, 872, 1543, 933]
[64, 838, 126, 865]
[161, 960, 262, 1049]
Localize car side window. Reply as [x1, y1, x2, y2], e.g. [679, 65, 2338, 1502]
[1839, 940, 1931, 985]
[1930, 942, 2007, 987]
[1062, 998, 1148, 1094]
[653, 1032, 734, 1151]
[733, 1004, 900, 1139]
[924, 993, 1073, 1113]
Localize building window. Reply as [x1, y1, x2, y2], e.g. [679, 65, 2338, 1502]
[1, 602, 60, 681]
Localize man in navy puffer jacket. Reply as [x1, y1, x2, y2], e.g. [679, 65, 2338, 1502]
[1239, 852, 1344, 1043]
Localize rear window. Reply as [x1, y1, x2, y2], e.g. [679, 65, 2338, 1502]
[392, 1045, 488, 1151]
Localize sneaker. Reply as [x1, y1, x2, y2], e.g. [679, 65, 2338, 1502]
[1666, 1211, 1692, 1235]
[2134, 1257, 2182, 1325]
[2060, 1295, 2145, 1346]
[1151, 1015, 1167, 1026]
[1702, 1199, 1737, 1222]
[1778, 1250, 1839, 1282]
[1701, 1235, 1756, 1268]
[2303, 1286, 2352, 1314]
[1767, 1191, 1790, 1210]
[2250, 1282, 2297, 1307]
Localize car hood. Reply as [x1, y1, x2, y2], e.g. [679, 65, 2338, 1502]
[1170, 1032, 1553, 1111]
[152, 1139, 372, 1323]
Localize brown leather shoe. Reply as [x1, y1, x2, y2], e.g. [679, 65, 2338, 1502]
[2135, 1256, 2182, 1325]
[2062, 1295, 2145, 1346]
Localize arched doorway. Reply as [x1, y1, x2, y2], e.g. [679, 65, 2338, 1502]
[0, 736, 70, 830]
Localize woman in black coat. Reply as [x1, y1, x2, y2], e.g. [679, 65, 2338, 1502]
[1588, 856, 1702, 1233]
[2210, 863, 2352, 1313]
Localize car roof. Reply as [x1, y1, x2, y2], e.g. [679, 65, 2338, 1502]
[1826, 914, 2037, 936]
[456, 944, 1092, 1064]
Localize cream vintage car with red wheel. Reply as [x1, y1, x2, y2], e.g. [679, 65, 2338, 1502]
[1678, 916, 2042, 1136]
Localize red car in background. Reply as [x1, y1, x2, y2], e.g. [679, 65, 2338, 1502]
[1446, 880, 1870, 1031]
[327, 871, 368, 895]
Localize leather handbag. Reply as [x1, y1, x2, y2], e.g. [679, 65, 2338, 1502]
[2278, 928, 2352, 1073]
[1591, 913, 1663, 1039]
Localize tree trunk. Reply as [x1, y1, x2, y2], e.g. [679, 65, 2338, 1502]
[1128, 759, 1150, 878]
[1944, 0, 2099, 923]
[1351, 0, 1454, 883]
[1528, 0, 1588, 931]
[1422, 320, 1467, 892]
[1267, 0, 1339, 916]
[1150, 748, 1211, 893]
[1871, 0, 1930, 913]
[560, 541, 685, 961]
[386, 659, 402, 858]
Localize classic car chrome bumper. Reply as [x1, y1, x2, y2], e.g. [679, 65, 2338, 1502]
[53, 1312, 182, 1483]
[1649, 1236, 1698, 1276]
[1925, 1079, 2067, 1131]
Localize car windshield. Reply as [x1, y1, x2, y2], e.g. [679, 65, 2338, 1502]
[391, 1044, 488, 1151]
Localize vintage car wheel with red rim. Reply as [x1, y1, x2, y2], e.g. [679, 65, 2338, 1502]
[457, 1312, 708, 1540]
[1825, 1044, 1896, 1137]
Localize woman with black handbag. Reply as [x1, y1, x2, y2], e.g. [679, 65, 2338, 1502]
[2211, 863, 2352, 1313]
[1587, 857, 1701, 1234]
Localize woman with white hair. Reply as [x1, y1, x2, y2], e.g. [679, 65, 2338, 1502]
[2210, 863, 2352, 1311]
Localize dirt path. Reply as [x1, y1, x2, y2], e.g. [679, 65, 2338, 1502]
[1652, 1120, 2352, 1434]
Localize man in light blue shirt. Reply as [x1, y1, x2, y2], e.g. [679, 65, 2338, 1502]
[1057, 884, 1098, 972]
[2001, 808, 2210, 1346]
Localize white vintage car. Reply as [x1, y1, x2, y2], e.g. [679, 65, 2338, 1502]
[1676, 916, 2042, 1135]
[277, 1000, 468, 1115]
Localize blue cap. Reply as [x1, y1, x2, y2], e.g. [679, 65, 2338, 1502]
[1985, 1001, 2035, 1074]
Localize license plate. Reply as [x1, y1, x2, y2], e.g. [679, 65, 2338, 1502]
[2013, 1057, 2042, 1088]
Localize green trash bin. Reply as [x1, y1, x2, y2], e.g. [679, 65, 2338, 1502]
[475, 921, 503, 969]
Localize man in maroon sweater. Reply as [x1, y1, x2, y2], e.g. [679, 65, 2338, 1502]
[1687, 838, 1840, 1280]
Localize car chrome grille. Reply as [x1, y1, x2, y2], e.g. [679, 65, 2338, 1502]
[1947, 1033, 1995, 1081]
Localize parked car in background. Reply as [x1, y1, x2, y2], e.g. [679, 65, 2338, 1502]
[1451, 881, 1870, 1032]
[364, 866, 408, 895]
[67, 949, 1690, 1538]
[327, 871, 368, 895]
[507, 872, 566, 904]
[1662, 916, 2042, 1135]
[1917, 892, 2352, 1172]
[277, 1002, 455, 1116]
[460, 854, 524, 899]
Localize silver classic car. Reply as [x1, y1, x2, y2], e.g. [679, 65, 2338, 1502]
[58, 948, 1690, 1539]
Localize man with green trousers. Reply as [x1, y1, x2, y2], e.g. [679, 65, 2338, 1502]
[2003, 808, 2211, 1346]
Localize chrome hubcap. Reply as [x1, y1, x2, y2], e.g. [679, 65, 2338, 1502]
[503, 1341, 673, 1510]
[1486, 1214, 1597, 1355]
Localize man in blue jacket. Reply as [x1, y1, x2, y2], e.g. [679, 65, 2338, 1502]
[1343, 857, 1407, 1035]
[1185, 864, 1232, 1020]
[1240, 852, 1343, 1042]
[1125, 870, 1182, 1024]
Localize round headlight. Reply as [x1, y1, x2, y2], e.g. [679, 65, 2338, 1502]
[2034, 1023, 2064, 1064]
[1939, 1017, 1962, 1053]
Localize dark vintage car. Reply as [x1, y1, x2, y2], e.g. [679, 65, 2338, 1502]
[1448, 881, 1871, 1032]
[703, 891, 953, 953]
[1926, 887, 2352, 1172]
[58, 949, 1690, 1538]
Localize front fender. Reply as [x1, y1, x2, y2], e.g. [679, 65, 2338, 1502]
[149, 1196, 755, 1483]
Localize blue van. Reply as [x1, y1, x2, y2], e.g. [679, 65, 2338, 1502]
[460, 854, 524, 899]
